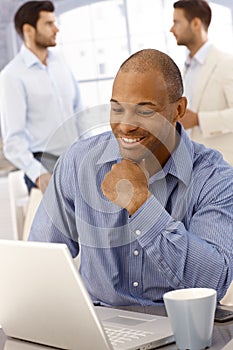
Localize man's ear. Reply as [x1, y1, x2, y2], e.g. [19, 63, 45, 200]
[174, 96, 187, 123]
[191, 17, 202, 31]
[22, 23, 35, 42]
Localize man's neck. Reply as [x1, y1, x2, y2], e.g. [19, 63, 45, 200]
[188, 36, 208, 58]
[25, 43, 48, 65]
[189, 42, 206, 58]
[146, 128, 179, 177]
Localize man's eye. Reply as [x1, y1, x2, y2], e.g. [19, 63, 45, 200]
[111, 106, 124, 113]
[137, 109, 155, 117]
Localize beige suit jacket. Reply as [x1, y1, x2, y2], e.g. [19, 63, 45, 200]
[188, 46, 233, 165]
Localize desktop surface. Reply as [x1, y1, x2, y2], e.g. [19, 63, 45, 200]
[0, 305, 233, 350]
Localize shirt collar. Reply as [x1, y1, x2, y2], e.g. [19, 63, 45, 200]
[20, 44, 54, 68]
[185, 41, 212, 66]
[97, 134, 121, 164]
[97, 123, 194, 187]
[158, 123, 193, 186]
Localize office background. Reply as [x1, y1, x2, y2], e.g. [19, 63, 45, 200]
[0, 0, 232, 107]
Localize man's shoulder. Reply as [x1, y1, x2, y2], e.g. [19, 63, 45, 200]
[76, 130, 114, 146]
[65, 131, 115, 158]
[191, 141, 233, 206]
[207, 46, 233, 66]
[0, 52, 26, 78]
[192, 141, 233, 176]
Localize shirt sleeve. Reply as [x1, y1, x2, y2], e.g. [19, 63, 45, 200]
[28, 154, 79, 258]
[0, 72, 48, 182]
[128, 173, 233, 301]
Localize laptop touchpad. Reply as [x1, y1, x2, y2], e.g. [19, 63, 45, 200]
[106, 316, 150, 326]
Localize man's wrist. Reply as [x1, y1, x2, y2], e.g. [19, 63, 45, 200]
[126, 191, 151, 216]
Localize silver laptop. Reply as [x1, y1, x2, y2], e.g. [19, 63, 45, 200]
[0, 240, 174, 350]
[3, 338, 57, 350]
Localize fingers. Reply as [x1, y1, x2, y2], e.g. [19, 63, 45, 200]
[115, 178, 134, 208]
[36, 173, 52, 193]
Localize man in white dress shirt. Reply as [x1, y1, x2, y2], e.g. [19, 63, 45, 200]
[170, 0, 233, 165]
[0, 1, 82, 192]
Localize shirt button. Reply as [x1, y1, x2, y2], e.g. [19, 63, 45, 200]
[135, 230, 141, 235]
[133, 281, 139, 287]
[133, 250, 139, 256]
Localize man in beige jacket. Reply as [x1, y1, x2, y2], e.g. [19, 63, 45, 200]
[170, 0, 233, 165]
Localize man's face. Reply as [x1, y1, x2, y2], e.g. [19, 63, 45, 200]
[110, 69, 179, 165]
[33, 11, 59, 48]
[170, 8, 194, 46]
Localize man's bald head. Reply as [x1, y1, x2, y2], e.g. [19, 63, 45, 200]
[118, 49, 183, 103]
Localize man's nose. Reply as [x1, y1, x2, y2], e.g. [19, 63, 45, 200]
[122, 108, 139, 123]
[119, 121, 138, 134]
[118, 110, 139, 133]
[54, 24, 59, 33]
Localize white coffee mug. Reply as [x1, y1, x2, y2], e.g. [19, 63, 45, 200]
[163, 288, 217, 350]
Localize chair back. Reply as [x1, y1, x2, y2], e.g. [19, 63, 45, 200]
[8, 170, 29, 240]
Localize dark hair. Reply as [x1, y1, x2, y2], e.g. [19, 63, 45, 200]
[119, 49, 183, 103]
[173, 0, 211, 31]
[14, 1, 55, 39]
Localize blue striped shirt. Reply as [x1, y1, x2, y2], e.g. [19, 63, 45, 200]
[29, 123, 233, 305]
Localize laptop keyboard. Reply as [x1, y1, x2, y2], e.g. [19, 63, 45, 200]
[104, 326, 153, 347]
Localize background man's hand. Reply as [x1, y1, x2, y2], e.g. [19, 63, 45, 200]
[180, 108, 199, 129]
[35, 173, 52, 193]
[101, 159, 150, 216]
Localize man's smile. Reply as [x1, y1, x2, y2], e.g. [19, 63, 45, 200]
[121, 136, 144, 144]
[117, 135, 147, 149]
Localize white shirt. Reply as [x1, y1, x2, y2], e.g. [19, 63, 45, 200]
[0, 45, 82, 182]
[184, 41, 212, 109]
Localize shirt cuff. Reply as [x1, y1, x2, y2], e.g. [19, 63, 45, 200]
[25, 159, 49, 183]
[128, 195, 174, 247]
